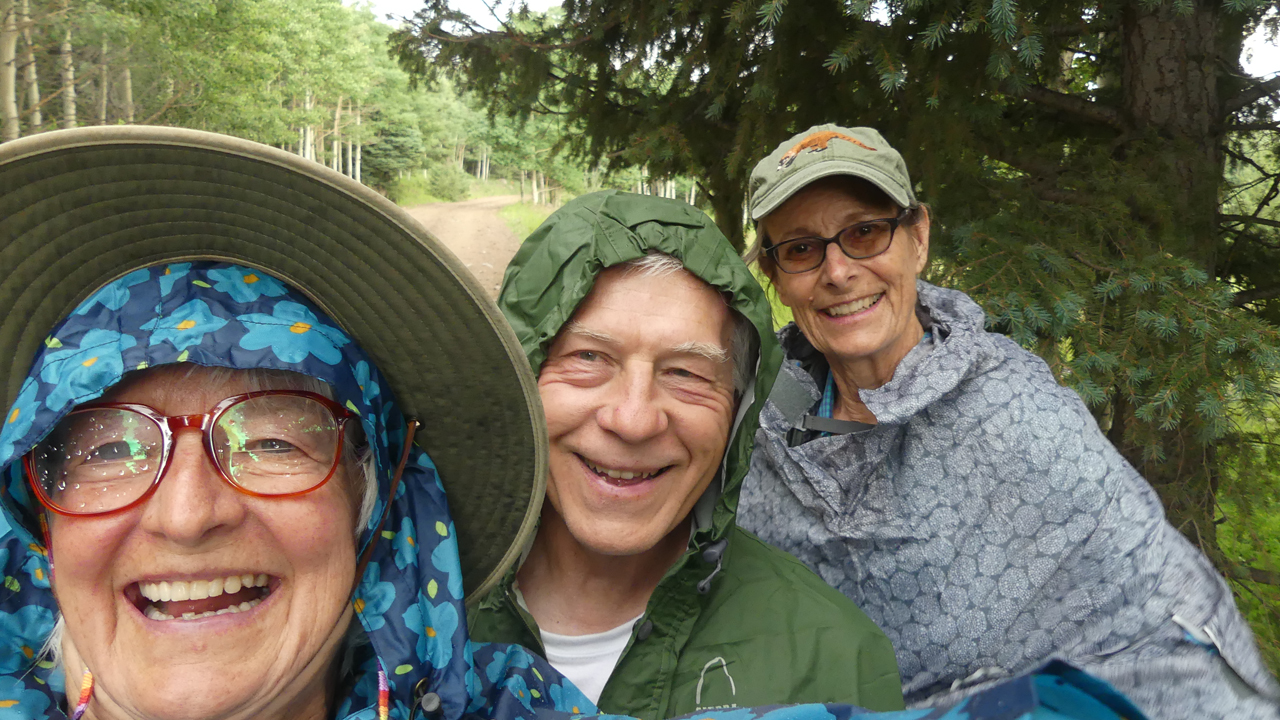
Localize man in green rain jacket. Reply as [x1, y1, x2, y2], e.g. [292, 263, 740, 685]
[469, 190, 904, 720]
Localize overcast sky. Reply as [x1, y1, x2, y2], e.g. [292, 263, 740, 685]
[361, 1, 1279, 79]
[361, 0, 557, 26]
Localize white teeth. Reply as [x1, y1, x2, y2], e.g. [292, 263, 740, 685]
[144, 606, 173, 621]
[141, 596, 263, 622]
[189, 580, 209, 601]
[137, 574, 269, 607]
[825, 293, 883, 317]
[584, 460, 659, 480]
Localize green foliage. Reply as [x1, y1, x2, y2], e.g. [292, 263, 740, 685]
[426, 164, 472, 202]
[386, 175, 443, 206]
[362, 114, 427, 184]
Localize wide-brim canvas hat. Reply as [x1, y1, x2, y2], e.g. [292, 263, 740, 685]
[0, 126, 545, 602]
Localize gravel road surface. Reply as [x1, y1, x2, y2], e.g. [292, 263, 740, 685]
[402, 194, 523, 299]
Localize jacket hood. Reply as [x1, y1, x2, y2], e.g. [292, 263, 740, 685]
[497, 190, 782, 542]
[0, 261, 592, 719]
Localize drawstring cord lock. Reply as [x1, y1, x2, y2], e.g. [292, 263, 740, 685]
[696, 539, 728, 594]
[410, 678, 443, 720]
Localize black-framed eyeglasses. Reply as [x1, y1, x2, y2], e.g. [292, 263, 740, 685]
[25, 391, 357, 517]
[765, 209, 913, 274]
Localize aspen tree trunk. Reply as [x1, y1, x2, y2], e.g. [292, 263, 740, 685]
[532, 170, 540, 204]
[519, 170, 524, 201]
[303, 89, 314, 161]
[330, 96, 342, 171]
[120, 65, 133, 123]
[95, 40, 107, 125]
[354, 103, 362, 183]
[20, 0, 37, 130]
[0, 1, 18, 141]
[688, 183, 696, 205]
[58, 23, 73, 128]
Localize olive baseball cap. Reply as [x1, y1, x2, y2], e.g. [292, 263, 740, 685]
[748, 124, 917, 220]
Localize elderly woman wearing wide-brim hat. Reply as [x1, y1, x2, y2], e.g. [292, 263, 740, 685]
[738, 124, 1280, 718]
[0, 127, 594, 719]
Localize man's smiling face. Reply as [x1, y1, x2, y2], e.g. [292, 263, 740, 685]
[536, 265, 737, 556]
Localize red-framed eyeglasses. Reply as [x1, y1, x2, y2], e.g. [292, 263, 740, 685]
[24, 390, 357, 517]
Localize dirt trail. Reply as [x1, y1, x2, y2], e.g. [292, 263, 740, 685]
[402, 195, 523, 298]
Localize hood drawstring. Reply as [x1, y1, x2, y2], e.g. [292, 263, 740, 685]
[377, 661, 390, 720]
[69, 670, 93, 720]
[696, 539, 728, 595]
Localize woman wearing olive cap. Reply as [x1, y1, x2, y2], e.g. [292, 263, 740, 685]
[738, 123, 1280, 719]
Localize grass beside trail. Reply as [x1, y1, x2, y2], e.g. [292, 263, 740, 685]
[387, 176, 443, 206]
[500, 201, 556, 240]
[471, 178, 520, 198]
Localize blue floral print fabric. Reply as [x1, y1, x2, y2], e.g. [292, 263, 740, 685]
[0, 261, 1149, 720]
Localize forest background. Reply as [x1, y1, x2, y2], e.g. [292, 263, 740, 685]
[2, 0, 1280, 676]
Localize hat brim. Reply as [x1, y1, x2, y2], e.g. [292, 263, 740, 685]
[749, 158, 914, 221]
[0, 126, 545, 604]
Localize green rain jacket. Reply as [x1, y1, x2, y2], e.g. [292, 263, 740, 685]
[470, 190, 904, 720]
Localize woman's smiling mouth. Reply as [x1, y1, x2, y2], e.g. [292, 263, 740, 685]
[822, 292, 884, 318]
[131, 573, 275, 621]
[577, 454, 672, 485]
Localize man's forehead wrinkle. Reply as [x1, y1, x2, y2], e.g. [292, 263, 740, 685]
[671, 341, 730, 364]
[564, 321, 618, 344]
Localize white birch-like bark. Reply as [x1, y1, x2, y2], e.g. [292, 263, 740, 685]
[354, 102, 362, 182]
[20, 0, 37, 130]
[330, 96, 342, 171]
[303, 89, 314, 161]
[0, 1, 19, 141]
[120, 65, 133, 123]
[95, 39, 107, 125]
[58, 23, 73, 128]
[688, 182, 696, 205]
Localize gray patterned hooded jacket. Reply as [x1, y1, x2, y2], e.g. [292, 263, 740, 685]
[739, 280, 1280, 719]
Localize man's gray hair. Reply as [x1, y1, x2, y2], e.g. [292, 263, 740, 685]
[620, 253, 757, 397]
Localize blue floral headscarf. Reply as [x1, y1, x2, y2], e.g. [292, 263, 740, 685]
[0, 260, 593, 719]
